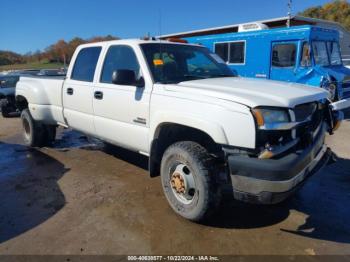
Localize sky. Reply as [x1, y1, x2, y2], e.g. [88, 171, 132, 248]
[1, 0, 333, 54]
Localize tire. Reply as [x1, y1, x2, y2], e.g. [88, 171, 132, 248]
[21, 109, 56, 147]
[45, 125, 57, 144]
[160, 141, 221, 221]
[1, 105, 10, 118]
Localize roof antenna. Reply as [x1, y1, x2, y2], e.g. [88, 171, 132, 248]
[158, 8, 164, 81]
[158, 8, 162, 40]
[287, 0, 293, 28]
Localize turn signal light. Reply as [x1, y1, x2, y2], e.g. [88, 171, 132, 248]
[252, 109, 264, 127]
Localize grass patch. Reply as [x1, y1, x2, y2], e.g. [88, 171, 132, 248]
[0, 61, 64, 71]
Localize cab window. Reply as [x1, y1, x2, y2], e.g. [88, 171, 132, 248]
[300, 42, 312, 67]
[101, 45, 140, 83]
[272, 44, 296, 68]
[71, 47, 102, 82]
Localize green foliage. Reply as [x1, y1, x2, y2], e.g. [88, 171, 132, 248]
[0, 35, 120, 69]
[0, 61, 63, 71]
[299, 0, 350, 30]
[0, 51, 24, 66]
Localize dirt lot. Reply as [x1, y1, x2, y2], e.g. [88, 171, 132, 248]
[0, 113, 349, 255]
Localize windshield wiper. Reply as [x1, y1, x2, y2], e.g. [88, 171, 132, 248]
[154, 79, 176, 84]
[183, 75, 207, 79]
[177, 75, 208, 83]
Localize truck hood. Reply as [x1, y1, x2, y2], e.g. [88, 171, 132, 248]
[315, 65, 350, 82]
[165, 77, 328, 108]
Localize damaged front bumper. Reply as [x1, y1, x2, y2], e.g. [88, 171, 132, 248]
[222, 99, 348, 205]
[226, 122, 332, 204]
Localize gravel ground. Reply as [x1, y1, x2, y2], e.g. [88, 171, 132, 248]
[0, 112, 349, 255]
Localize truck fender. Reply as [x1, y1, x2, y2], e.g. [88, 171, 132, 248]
[149, 111, 228, 146]
[16, 80, 50, 105]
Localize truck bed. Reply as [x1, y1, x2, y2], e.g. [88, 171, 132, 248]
[16, 76, 66, 124]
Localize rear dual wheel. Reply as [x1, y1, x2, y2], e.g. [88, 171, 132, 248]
[21, 109, 56, 147]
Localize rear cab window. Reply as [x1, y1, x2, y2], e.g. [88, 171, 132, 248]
[71, 47, 102, 82]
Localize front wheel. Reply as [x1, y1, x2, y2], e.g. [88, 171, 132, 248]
[160, 141, 221, 221]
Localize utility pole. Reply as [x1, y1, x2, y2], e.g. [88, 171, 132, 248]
[287, 0, 293, 28]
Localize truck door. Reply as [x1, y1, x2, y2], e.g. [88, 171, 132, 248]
[92, 44, 151, 153]
[63, 46, 102, 135]
[270, 41, 299, 82]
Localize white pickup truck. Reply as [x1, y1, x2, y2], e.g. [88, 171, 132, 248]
[15, 39, 347, 221]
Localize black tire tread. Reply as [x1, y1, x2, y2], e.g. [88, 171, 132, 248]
[162, 141, 221, 221]
[1, 108, 10, 118]
[21, 109, 47, 147]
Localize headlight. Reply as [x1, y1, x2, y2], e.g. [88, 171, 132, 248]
[252, 108, 290, 129]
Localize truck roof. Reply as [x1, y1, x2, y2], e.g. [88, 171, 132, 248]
[77, 39, 201, 49]
[158, 15, 344, 39]
[184, 25, 339, 43]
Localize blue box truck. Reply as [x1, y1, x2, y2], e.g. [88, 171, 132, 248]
[182, 25, 350, 101]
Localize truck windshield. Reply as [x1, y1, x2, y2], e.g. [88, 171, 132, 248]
[312, 41, 342, 66]
[327, 41, 342, 65]
[141, 43, 235, 84]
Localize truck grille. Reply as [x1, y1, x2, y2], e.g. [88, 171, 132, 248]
[255, 102, 325, 156]
[295, 102, 323, 149]
[294, 102, 317, 122]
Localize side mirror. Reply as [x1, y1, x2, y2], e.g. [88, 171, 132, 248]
[112, 70, 144, 87]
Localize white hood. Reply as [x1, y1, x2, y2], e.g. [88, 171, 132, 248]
[165, 77, 328, 108]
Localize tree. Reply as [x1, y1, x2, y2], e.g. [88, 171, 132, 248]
[88, 35, 119, 43]
[0, 51, 24, 65]
[53, 40, 68, 66]
[0, 34, 120, 68]
[67, 37, 86, 62]
[299, 0, 350, 31]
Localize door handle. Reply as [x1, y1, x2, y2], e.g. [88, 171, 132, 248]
[67, 88, 74, 95]
[94, 91, 103, 100]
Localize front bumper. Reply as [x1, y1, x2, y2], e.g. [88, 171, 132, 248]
[227, 126, 331, 204]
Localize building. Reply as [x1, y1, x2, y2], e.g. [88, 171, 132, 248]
[160, 15, 350, 58]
